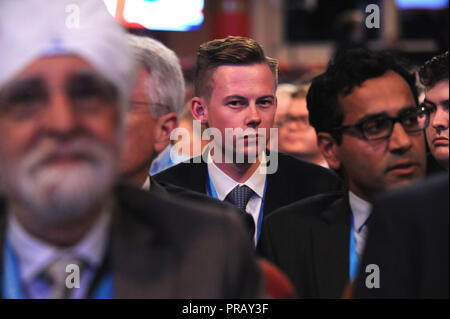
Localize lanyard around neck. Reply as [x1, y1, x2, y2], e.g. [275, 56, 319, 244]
[206, 172, 267, 242]
[349, 214, 359, 281]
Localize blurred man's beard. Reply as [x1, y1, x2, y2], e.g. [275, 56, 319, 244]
[1, 138, 118, 225]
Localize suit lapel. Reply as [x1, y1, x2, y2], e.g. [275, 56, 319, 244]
[148, 177, 170, 197]
[260, 150, 284, 218]
[311, 194, 351, 298]
[263, 172, 285, 218]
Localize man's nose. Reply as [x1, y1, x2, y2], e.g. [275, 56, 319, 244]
[431, 106, 449, 132]
[388, 122, 413, 154]
[246, 104, 262, 128]
[41, 92, 78, 134]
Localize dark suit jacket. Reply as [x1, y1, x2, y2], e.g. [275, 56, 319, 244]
[149, 177, 256, 240]
[154, 152, 343, 220]
[354, 174, 449, 298]
[0, 185, 264, 298]
[257, 191, 352, 298]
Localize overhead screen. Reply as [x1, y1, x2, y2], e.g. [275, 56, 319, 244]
[104, 0, 204, 31]
[395, 0, 448, 9]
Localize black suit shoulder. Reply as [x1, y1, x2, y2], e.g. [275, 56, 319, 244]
[257, 191, 350, 298]
[154, 153, 343, 193]
[355, 175, 449, 298]
[255, 152, 343, 217]
[268, 152, 342, 188]
[113, 184, 263, 298]
[258, 191, 345, 253]
[115, 184, 243, 244]
[275, 152, 339, 180]
[154, 152, 344, 220]
[263, 190, 345, 227]
[153, 156, 206, 193]
[149, 178, 255, 240]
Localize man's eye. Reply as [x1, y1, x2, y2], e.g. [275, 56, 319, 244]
[423, 102, 437, 113]
[363, 118, 390, 134]
[259, 100, 273, 107]
[67, 74, 117, 105]
[0, 78, 50, 119]
[428, 105, 437, 113]
[9, 91, 45, 105]
[402, 114, 419, 128]
[227, 100, 243, 107]
[0, 88, 47, 117]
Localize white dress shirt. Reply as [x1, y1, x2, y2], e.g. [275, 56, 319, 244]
[348, 191, 372, 259]
[142, 175, 151, 191]
[6, 209, 111, 299]
[207, 152, 267, 245]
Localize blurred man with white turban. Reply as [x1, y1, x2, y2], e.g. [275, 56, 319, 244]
[0, 0, 263, 299]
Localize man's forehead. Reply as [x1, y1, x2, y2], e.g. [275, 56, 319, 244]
[210, 63, 275, 96]
[339, 71, 415, 121]
[16, 55, 96, 77]
[2, 55, 105, 90]
[426, 79, 449, 100]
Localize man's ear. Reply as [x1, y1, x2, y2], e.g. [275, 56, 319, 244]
[154, 112, 178, 153]
[191, 97, 208, 124]
[317, 132, 341, 170]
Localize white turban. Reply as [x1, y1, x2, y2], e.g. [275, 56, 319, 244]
[0, 0, 135, 111]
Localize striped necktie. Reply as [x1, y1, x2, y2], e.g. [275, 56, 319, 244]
[225, 185, 256, 239]
[39, 257, 85, 299]
[225, 185, 255, 213]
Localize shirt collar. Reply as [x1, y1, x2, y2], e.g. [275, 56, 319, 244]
[7, 207, 112, 283]
[150, 144, 190, 176]
[207, 151, 267, 200]
[348, 190, 372, 233]
[142, 175, 151, 191]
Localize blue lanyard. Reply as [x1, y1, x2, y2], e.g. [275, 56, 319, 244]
[206, 173, 267, 242]
[2, 239, 113, 299]
[2, 239, 23, 298]
[349, 214, 359, 281]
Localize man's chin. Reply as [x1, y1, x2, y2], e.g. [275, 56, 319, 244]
[433, 148, 449, 162]
[231, 148, 263, 164]
[385, 175, 422, 191]
[16, 163, 115, 224]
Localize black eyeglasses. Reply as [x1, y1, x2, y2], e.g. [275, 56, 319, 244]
[332, 105, 431, 141]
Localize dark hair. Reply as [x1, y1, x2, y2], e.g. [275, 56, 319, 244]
[307, 48, 419, 144]
[194, 36, 278, 99]
[419, 51, 449, 89]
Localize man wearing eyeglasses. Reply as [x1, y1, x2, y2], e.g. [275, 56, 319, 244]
[257, 49, 428, 298]
[120, 35, 185, 187]
[277, 84, 328, 167]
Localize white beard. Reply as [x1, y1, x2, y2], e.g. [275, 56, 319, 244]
[0, 138, 118, 225]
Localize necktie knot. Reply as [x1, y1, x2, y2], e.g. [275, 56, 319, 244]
[225, 185, 255, 213]
[39, 256, 86, 299]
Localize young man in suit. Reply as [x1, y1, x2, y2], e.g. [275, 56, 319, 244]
[154, 36, 342, 244]
[0, 0, 263, 299]
[419, 51, 449, 174]
[258, 49, 429, 298]
[121, 35, 255, 238]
